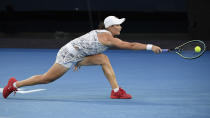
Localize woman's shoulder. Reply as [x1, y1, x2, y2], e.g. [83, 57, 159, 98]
[94, 29, 111, 34]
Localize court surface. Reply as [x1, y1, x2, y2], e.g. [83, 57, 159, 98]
[0, 48, 210, 118]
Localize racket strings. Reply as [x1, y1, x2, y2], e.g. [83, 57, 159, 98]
[177, 40, 205, 59]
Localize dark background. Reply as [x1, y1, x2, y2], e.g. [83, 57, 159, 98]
[0, 0, 209, 49]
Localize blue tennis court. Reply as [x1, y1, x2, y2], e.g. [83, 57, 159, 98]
[0, 48, 210, 118]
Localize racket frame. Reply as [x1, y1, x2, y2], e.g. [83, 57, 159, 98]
[162, 40, 206, 59]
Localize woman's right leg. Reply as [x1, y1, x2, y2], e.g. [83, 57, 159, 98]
[74, 54, 119, 89]
[74, 54, 132, 99]
[16, 63, 69, 88]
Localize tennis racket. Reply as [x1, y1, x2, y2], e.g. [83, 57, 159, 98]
[162, 40, 206, 59]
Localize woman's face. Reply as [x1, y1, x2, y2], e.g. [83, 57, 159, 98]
[107, 25, 122, 36]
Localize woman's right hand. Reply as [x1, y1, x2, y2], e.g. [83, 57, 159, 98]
[152, 45, 162, 54]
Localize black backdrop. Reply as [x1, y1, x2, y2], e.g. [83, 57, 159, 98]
[0, 0, 186, 12]
[0, 0, 209, 49]
[188, 0, 210, 41]
[0, 0, 187, 33]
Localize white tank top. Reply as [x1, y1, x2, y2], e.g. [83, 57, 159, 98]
[67, 29, 110, 56]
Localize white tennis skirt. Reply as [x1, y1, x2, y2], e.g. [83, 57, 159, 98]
[55, 43, 84, 68]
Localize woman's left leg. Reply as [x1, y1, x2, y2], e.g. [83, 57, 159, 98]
[3, 63, 69, 99]
[16, 63, 69, 88]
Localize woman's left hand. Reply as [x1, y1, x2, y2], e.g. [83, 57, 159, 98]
[72, 62, 81, 71]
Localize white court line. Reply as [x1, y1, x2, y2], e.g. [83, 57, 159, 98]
[0, 88, 46, 94]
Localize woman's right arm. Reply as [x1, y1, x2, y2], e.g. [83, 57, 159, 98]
[104, 34, 162, 53]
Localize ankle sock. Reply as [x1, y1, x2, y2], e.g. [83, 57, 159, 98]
[113, 88, 119, 92]
[13, 82, 18, 88]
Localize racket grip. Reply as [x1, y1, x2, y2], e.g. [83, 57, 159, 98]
[162, 49, 169, 52]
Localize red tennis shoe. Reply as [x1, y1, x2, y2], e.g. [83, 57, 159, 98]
[110, 88, 132, 99]
[3, 77, 18, 99]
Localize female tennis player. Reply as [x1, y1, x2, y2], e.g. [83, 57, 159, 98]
[3, 16, 162, 99]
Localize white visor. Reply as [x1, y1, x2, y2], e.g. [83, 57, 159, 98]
[104, 16, 125, 28]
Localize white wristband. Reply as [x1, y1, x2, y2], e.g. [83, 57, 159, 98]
[146, 44, 153, 50]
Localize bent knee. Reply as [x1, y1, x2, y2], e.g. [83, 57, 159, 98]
[97, 54, 110, 65]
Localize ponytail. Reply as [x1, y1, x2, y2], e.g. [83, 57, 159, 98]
[98, 21, 105, 29]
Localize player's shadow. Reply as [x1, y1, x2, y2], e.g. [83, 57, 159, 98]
[9, 97, 133, 105]
[8, 97, 189, 106]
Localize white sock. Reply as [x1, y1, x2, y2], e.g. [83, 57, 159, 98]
[13, 82, 18, 88]
[113, 88, 119, 92]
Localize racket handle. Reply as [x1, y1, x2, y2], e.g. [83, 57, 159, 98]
[162, 49, 169, 52]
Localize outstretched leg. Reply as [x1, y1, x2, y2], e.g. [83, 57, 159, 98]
[3, 63, 69, 98]
[16, 63, 69, 88]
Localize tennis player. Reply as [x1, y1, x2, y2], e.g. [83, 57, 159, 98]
[3, 16, 162, 99]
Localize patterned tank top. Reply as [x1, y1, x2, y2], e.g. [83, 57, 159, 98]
[68, 29, 110, 56]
